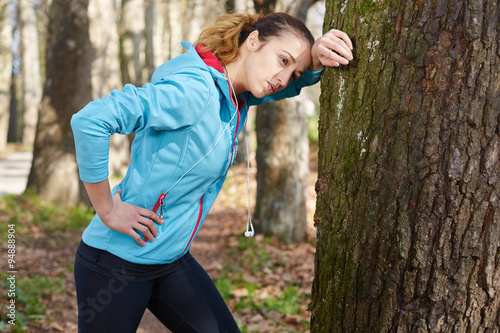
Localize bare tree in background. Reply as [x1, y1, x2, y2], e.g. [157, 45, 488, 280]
[310, 0, 499, 331]
[253, 0, 317, 243]
[226, 0, 254, 13]
[18, 0, 42, 147]
[27, 0, 127, 205]
[89, 0, 130, 177]
[27, 0, 92, 206]
[119, 0, 145, 86]
[0, 0, 12, 152]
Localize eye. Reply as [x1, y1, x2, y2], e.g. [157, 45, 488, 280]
[280, 56, 288, 66]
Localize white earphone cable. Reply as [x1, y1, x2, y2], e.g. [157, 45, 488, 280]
[225, 66, 254, 238]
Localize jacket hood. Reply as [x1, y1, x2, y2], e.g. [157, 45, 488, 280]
[151, 42, 237, 110]
[151, 41, 226, 84]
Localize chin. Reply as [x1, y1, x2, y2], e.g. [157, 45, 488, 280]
[252, 90, 269, 99]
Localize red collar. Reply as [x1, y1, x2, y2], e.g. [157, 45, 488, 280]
[195, 45, 224, 74]
[195, 44, 243, 111]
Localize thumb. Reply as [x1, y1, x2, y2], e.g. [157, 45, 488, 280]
[115, 188, 123, 198]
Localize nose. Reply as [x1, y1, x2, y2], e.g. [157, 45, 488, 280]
[276, 69, 293, 88]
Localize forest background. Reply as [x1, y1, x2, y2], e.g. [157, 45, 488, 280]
[0, 0, 326, 332]
[2, 0, 498, 332]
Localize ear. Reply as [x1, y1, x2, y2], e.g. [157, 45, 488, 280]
[246, 30, 261, 51]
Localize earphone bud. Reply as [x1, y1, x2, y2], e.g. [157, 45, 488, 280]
[245, 230, 254, 237]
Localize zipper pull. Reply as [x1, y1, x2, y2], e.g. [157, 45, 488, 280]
[159, 196, 165, 219]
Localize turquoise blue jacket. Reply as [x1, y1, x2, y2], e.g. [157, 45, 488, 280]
[71, 42, 323, 264]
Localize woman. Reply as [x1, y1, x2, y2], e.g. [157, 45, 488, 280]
[72, 12, 353, 333]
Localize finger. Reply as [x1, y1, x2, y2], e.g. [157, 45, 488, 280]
[129, 228, 146, 246]
[320, 56, 341, 68]
[321, 36, 353, 60]
[329, 29, 353, 50]
[318, 45, 350, 66]
[138, 208, 164, 224]
[329, 61, 340, 67]
[138, 217, 159, 237]
[135, 223, 157, 242]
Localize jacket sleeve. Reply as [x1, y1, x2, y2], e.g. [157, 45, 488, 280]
[242, 67, 324, 106]
[71, 71, 212, 183]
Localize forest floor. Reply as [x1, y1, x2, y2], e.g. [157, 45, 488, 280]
[0, 145, 319, 333]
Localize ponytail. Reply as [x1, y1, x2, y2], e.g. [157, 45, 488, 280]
[195, 12, 314, 66]
[195, 13, 261, 66]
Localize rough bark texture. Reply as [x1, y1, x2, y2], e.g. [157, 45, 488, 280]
[254, 0, 315, 243]
[19, 0, 42, 147]
[27, 0, 93, 206]
[310, 0, 499, 331]
[0, 0, 12, 152]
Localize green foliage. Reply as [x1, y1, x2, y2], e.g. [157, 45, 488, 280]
[0, 273, 65, 331]
[214, 235, 310, 332]
[0, 192, 310, 331]
[0, 193, 92, 331]
[308, 114, 320, 145]
[0, 192, 94, 247]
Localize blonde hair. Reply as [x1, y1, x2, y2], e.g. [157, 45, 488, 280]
[195, 13, 261, 66]
[195, 12, 314, 66]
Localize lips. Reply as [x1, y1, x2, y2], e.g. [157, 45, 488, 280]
[268, 82, 277, 94]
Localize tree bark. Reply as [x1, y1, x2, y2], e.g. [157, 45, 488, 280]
[310, 0, 499, 331]
[18, 0, 42, 148]
[27, 0, 93, 206]
[0, 0, 12, 152]
[253, 0, 315, 243]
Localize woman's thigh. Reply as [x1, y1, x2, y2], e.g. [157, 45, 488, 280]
[74, 258, 154, 333]
[147, 253, 240, 333]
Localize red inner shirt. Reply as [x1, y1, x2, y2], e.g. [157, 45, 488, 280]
[195, 45, 243, 111]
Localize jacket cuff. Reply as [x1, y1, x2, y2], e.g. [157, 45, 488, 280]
[77, 164, 109, 184]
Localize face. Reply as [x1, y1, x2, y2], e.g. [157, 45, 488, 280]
[243, 31, 312, 98]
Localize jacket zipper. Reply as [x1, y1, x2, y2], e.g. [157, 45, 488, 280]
[175, 194, 204, 260]
[144, 93, 240, 244]
[225, 107, 241, 173]
[144, 193, 166, 242]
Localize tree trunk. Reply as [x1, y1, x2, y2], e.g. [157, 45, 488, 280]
[310, 0, 499, 331]
[18, 0, 42, 148]
[144, 0, 166, 80]
[226, 0, 255, 13]
[8, 78, 18, 144]
[0, 0, 12, 152]
[167, 0, 184, 58]
[255, 99, 309, 243]
[27, 0, 93, 206]
[253, 0, 315, 243]
[89, 0, 129, 178]
[119, 0, 145, 86]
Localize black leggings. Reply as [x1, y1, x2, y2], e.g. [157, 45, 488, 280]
[74, 241, 240, 333]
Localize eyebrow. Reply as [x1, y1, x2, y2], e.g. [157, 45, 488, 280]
[282, 50, 297, 64]
[282, 50, 304, 76]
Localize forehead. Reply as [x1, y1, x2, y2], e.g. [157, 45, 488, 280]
[266, 34, 311, 67]
[267, 33, 310, 52]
